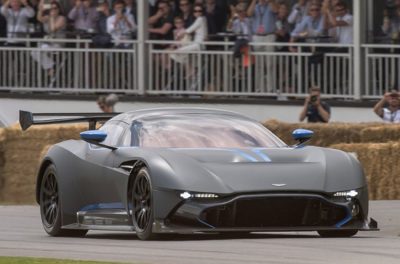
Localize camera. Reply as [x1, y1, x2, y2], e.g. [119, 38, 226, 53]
[310, 95, 318, 103]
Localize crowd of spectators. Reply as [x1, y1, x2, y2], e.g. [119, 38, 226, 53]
[0, 0, 354, 46]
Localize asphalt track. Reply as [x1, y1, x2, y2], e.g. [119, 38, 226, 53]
[0, 201, 399, 264]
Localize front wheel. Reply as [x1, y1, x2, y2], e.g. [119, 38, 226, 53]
[40, 164, 87, 237]
[317, 230, 358, 238]
[132, 167, 157, 240]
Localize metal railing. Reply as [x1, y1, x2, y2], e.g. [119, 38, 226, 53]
[148, 40, 353, 98]
[0, 38, 139, 93]
[1, 37, 400, 100]
[363, 44, 400, 99]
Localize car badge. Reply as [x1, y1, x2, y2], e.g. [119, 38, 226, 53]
[272, 184, 287, 187]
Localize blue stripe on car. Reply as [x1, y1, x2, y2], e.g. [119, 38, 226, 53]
[251, 148, 272, 162]
[80, 202, 125, 211]
[335, 207, 353, 228]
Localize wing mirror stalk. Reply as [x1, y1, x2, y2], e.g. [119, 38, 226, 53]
[80, 130, 117, 150]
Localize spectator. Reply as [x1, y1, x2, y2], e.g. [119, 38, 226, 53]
[382, 7, 400, 39]
[172, 15, 191, 47]
[68, 0, 98, 33]
[172, 3, 207, 61]
[177, 0, 194, 28]
[288, 0, 310, 27]
[0, 12, 6, 45]
[148, 0, 174, 40]
[31, 0, 66, 75]
[1, 0, 34, 41]
[96, 1, 110, 36]
[227, 3, 251, 58]
[373, 90, 400, 123]
[91, 1, 112, 48]
[247, 0, 279, 93]
[325, 0, 353, 45]
[299, 87, 331, 123]
[204, 0, 228, 35]
[275, 3, 291, 45]
[124, 0, 137, 24]
[171, 3, 207, 89]
[107, 0, 136, 47]
[289, 2, 326, 51]
[97, 94, 119, 113]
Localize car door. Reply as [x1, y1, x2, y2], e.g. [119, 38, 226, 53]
[78, 121, 129, 211]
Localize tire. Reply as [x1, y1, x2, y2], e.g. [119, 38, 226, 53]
[317, 230, 358, 238]
[40, 164, 87, 237]
[132, 167, 157, 240]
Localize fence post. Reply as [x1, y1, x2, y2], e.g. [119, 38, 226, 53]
[137, 0, 149, 95]
[353, 0, 365, 100]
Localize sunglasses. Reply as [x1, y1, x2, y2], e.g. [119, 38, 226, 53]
[194, 9, 203, 13]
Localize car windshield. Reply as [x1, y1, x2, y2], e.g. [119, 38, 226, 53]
[131, 114, 287, 148]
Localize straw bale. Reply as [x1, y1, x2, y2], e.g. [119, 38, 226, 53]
[331, 142, 400, 200]
[0, 124, 86, 204]
[359, 125, 400, 143]
[263, 120, 385, 147]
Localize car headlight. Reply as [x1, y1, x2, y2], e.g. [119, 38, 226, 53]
[179, 191, 219, 199]
[333, 190, 359, 198]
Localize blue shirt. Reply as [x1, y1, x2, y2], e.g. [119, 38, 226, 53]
[251, 4, 277, 35]
[291, 15, 325, 38]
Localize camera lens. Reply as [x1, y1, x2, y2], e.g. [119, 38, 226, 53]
[311, 96, 317, 102]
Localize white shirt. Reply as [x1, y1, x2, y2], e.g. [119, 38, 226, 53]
[335, 13, 353, 44]
[107, 13, 136, 44]
[382, 108, 400, 123]
[0, 6, 34, 39]
[288, 3, 309, 26]
[185, 16, 207, 43]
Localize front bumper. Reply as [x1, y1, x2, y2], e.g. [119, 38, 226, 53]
[153, 193, 379, 234]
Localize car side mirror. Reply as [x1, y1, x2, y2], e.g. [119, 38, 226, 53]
[80, 130, 117, 150]
[292, 129, 314, 147]
[80, 130, 107, 143]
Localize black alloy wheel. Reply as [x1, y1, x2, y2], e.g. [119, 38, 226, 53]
[132, 167, 157, 240]
[40, 164, 87, 237]
[41, 169, 59, 229]
[317, 230, 358, 238]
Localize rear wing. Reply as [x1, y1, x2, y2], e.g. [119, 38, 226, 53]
[19, 110, 120, 131]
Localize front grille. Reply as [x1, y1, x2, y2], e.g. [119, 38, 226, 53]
[201, 196, 347, 228]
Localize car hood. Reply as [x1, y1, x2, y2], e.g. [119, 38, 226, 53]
[154, 147, 365, 194]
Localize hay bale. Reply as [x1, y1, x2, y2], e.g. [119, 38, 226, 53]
[0, 124, 86, 204]
[331, 142, 400, 200]
[360, 125, 400, 143]
[263, 120, 384, 147]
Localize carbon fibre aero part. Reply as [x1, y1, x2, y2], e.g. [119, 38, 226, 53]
[20, 108, 379, 240]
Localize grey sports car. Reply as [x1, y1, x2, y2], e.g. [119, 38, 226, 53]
[20, 108, 378, 240]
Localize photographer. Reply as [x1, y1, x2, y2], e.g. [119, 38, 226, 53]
[299, 87, 331, 123]
[106, 0, 135, 47]
[373, 90, 400, 123]
[1, 0, 34, 41]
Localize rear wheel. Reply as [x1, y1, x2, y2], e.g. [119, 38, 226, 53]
[132, 167, 157, 240]
[317, 230, 358, 238]
[40, 164, 87, 237]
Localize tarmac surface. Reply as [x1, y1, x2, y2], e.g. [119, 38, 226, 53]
[0, 201, 399, 264]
